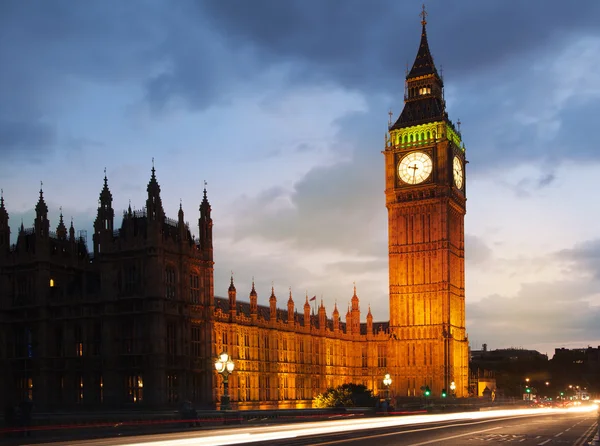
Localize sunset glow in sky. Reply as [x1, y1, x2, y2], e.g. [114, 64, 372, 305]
[1, 1, 600, 354]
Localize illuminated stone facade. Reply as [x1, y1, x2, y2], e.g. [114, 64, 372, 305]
[0, 11, 468, 410]
[384, 12, 469, 397]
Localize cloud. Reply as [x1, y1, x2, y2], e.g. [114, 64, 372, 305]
[556, 239, 600, 280]
[467, 278, 600, 352]
[465, 235, 493, 266]
[0, 119, 56, 159]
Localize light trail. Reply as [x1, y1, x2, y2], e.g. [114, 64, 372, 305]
[108, 405, 599, 446]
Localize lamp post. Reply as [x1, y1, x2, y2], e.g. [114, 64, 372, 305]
[450, 381, 456, 398]
[383, 374, 392, 412]
[215, 352, 235, 410]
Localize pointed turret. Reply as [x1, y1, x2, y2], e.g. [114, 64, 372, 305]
[318, 299, 326, 331]
[93, 169, 114, 254]
[390, 6, 446, 131]
[303, 294, 311, 328]
[198, 182, 213, 258]
[269, 285, 277, 322]
[345, 305, 351, 334]
[332, 301, 340, 332]
[366, 305, 373, 335]
[350, 284, 360, 335]
[35, 182, 49, 238]
[69, 217, 75, 242]
[287, 288, 294, 325]
[178, 200, 187, 243]
[146, 159, 164, 223]
[56, 208, 67, 240]
[407, 6, 439, 79]
[249, 278, 258, 320]
[0, 189, 10, 252]
[228, 274, 236, 320]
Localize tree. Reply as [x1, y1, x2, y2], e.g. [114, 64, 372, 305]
[314, 383, 377, 408]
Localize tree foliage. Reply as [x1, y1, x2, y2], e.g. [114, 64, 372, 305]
[313, 383, 377, 408]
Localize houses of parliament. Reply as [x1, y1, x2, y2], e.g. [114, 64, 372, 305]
[0, 11, 469, 410]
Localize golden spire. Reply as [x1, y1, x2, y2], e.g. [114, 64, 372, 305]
[420, 4, 428, 26]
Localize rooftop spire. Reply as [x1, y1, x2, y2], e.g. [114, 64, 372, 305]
[36, 180, 48, 215]
[229, 271, 236, 292]
[407, 4, 438, 79]
[420, 3, 427, 26]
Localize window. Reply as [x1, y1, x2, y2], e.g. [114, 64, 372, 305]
[55, 327, 63, 357]
[125, 266, 137, 295]
[50, 278, 55, 287]
[377, 344, 387, 368]
[167, 323, 176, 358]
[92, 322, 102, 356]
[362, 345, 368, 368]
[167, 374, 178, 403]
[74, 325, 83, 357]
[190, 274, 200, 303]
[77, 375, 84, 403]
[165, 267, 176, 299]
[191, 325, 201, 358]
[128, 375, 144, 403]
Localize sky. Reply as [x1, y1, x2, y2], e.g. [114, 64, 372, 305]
[1, 0, 600, 356]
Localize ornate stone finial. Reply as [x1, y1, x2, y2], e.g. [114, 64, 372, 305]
[405, 62, 409, 77]
[388, 109, 393, 127]
[457, 118, 461, 132]
[180, 198, 182, 209]
[420, 4, 428, 26]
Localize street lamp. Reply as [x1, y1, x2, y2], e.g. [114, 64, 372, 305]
[383, 374, 392, 398]
[450, 381, 456, 398]
[215, 352, 235, 410]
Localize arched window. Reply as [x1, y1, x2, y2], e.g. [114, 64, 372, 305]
[427, 131, 431, 140]
[190, 272, 200, 304]
[420, 132, 424, 141]
[165, 267, 176, 299]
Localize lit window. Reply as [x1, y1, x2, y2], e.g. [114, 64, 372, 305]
[49, 278, 55, 287]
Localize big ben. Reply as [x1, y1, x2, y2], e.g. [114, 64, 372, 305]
[384, 8, 469, 397]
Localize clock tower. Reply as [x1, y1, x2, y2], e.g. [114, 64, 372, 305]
[384, 8, 469, 398]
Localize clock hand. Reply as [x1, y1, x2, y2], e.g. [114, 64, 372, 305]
[410, 163, 419, 183]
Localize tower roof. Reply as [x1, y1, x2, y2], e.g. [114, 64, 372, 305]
[389, 6, 446, 131]
[407, 7, 439, 79]
[36, 182, 48, 215]
[228, 274, 236, 292]
[99, 168, 113, 203]
[0, 189, 8, 220]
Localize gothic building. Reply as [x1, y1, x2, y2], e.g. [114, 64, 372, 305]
[0, 9, 468, 410]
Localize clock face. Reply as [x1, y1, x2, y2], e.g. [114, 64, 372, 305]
[398, 151, 433, 185]
[453, 156, 464, 189]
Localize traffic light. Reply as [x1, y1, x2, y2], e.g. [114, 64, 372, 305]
[441, 389, 447, 398]
[424, 386, 431, 397]
[525, 387, 531, 393]
[560, 392, 564, 396]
